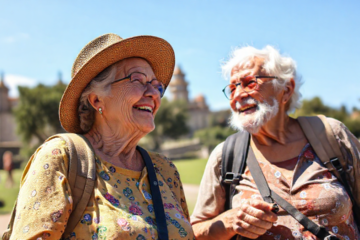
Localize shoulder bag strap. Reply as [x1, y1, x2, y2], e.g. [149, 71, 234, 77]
[247, 147, 338, 240]
[137, 146, 169, 240]
[54, 133, 96, 238]
[298, 115, 360, 225]
[297, 116, 345, 180]
[246, 148, 274, 204]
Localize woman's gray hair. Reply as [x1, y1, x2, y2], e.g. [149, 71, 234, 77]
[221, 45, 302, 113]
[78, 64, 117, 132]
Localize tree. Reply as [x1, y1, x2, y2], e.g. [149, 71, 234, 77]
[147, 98, 189, 150]
[293, 96, 360, 137]
[293, 97, 348, 122]
[194, 126, 236, 151]
[13, 82, 66, 158]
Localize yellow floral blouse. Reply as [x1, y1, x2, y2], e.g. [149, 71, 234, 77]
[10, 138, 194, 240]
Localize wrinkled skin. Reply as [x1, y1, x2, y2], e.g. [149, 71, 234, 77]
[85, 58, 161, 171]
[193, 57, 307, 239]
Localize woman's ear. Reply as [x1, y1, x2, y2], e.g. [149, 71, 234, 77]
[283, 78, 295, 104]
[88, 93, 103, 111]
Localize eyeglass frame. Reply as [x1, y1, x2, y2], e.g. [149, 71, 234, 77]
[222, 75, 278, 100]
[111, 71, 165, 98]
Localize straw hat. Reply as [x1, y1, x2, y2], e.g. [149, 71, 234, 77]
[59, 33, 175, 133]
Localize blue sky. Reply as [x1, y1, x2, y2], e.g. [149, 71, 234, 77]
[1, 1, 359, 111]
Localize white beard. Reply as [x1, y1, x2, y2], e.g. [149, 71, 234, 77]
[229, 97, 279, 134]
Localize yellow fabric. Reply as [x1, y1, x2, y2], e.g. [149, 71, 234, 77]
[10, 138, 194, 240]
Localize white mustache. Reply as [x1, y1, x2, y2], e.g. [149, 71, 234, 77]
[235, 98, 258, 110]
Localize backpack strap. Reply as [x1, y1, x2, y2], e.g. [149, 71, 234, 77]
[2, 133, 96, 240]
[298, 115, 360, 225]
[297, 115, 345, 180]
[221, 131, 250, 211]
[247, 147, 338, 240]
[51, 133, 96, 237]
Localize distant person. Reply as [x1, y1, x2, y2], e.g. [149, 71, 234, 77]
[2, 151, 14, 188]
[191, 46, 360, 239]
[4, 34, 194, 239]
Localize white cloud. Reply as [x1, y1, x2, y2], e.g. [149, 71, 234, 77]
[3, 74, 37, 97]
[2, 33, 30, 44]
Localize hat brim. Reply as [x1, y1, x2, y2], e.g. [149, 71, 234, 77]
[59, 35, 175, 133]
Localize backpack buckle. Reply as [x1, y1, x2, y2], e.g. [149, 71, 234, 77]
[324, 236, 340, 240]
[330, 157, 343, 172]
[224, 172, 242, 184]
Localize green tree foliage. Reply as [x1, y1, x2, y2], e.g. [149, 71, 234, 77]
[194, 126, 236, 151]
[208, 109, 232, 128]
[148, 98, 189, 150]
[195, 109, 235, 150]
[294, 96, 360, 137]
[13, 82, 66, 158]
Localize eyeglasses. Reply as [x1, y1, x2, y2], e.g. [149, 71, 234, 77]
[222, 75, 278, 100]
[111, 72, 165, 97]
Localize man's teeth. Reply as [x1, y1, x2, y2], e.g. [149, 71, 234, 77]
[135, 106, 153, 113]
[240, 105, 255, 112]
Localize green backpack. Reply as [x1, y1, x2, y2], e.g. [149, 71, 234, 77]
[2, 133, 96, 239]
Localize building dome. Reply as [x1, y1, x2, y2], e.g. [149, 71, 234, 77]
[170, 65, 187, 87]
[0, 72, 8, 89]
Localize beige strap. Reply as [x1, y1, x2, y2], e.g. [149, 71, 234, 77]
[1, 134, 96, 240]
[317, 115, 346, 166]
[297, 115, 344, 180]
[53, 133, 96, 238]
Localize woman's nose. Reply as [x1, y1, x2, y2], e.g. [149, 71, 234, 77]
[144, 83, 160, 98]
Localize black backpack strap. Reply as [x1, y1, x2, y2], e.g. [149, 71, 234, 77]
[247, 147, 339, 240]
[137, 146, 169, 240]
[221, 131, 251, 211]
[246, 147, 274, 204]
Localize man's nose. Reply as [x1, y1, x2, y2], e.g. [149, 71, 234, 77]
[233, 85, 249, 100]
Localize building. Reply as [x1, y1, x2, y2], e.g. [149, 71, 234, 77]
[0, 67, 212, 164]
[168, 66, 210, 133]
[0, 73, 21, 169]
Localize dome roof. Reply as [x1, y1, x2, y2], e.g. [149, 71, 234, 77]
[0, 73, 8, 89]
[194, 94, 205, 103]
[170, 65, 187, 86]
[173, 65, 184, 76]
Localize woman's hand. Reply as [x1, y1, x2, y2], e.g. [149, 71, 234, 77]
[229, 199, 278, 239]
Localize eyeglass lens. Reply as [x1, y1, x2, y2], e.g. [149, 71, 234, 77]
[224, 77, 258, 99]
[130, 72, 165, 97]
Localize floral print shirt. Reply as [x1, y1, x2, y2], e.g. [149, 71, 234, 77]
[232, 144, 359, 239]
[191, 118, 360, 240]
[10, 138, 194, 240]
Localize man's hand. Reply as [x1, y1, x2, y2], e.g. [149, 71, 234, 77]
[229, 199, 278, 239]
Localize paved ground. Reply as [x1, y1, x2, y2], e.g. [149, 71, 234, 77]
[0, 213, 10, 235]
[183, 183, 200, 207]
[0, 184, 199, 235]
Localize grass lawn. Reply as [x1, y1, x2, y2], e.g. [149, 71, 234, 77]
[173, 158, 207, 185]
[0, 170, 22, 214]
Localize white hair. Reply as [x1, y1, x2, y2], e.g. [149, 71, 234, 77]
[221, 45, 302, 113]
[78, 64, 117, 132]
[229, 97, 279, 134]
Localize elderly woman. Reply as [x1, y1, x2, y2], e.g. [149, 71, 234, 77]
[7, 34, 194, 239]
[191, 46, 360, 239]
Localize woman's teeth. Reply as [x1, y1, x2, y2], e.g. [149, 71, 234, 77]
[134, 106, 153, 113]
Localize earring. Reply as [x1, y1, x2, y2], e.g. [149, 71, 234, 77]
[99, 107, 103, 115]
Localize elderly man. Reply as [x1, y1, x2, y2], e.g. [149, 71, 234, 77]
[191, 46, 360, 239]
